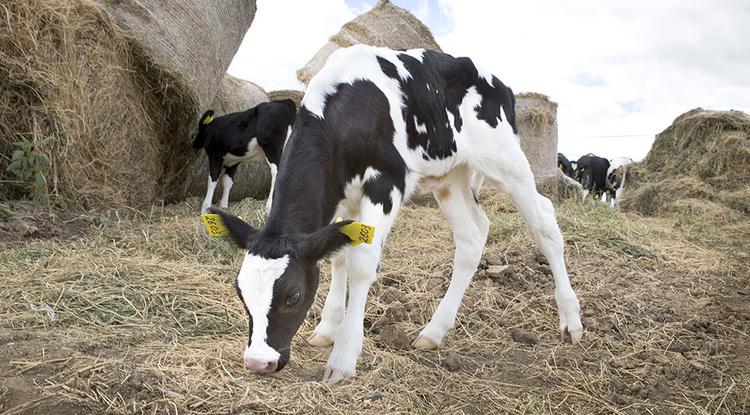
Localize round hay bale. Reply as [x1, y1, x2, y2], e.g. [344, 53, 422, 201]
[620, 109, 750, 217]
[515, 92, 558, 183]
[296, 0, 441, 85]
[268, 90, 305, 110]
[95, 0, 257, 109]
[187, 75, 271, 202]
[0, 0, 256, 208]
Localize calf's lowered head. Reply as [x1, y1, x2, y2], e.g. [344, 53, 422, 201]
[209, 208, 352, 373]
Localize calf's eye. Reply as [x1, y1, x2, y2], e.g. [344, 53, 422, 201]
[286, 291, 301, 306]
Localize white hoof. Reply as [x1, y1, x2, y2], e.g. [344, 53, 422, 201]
[322, 366, 353, 385]
[307, 332, 334, 348]
[412, 335, 440, 350]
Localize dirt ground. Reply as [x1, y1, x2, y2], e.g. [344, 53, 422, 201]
[1, 194, 748, 414]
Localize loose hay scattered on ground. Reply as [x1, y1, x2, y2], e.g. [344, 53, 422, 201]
[1, 192, 748, 414]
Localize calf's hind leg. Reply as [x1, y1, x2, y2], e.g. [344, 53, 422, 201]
[414, 165, 489, 349]
[469, 139, 583, 343]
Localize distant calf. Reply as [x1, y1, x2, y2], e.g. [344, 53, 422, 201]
[192, 100, 297, 212]
[575, 154, 614, 202]
[607, 157, 634, 206]
[557, 153, 575, 178]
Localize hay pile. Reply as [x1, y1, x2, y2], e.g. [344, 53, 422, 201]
[621, 109, 750, 218]
[0, 0, 256, 208]
[515, 92, 559, 183]
[1, 194, 748, 413]
[296, 0, 441, 85]
[186, 75, 272, 202]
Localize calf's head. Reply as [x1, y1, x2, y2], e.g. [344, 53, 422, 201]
[209, 209, 351, 373]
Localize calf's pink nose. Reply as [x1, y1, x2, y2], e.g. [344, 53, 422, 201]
[245, 357, 277, 373]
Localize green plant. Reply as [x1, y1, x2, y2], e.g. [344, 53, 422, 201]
[6, 138, 50, 201]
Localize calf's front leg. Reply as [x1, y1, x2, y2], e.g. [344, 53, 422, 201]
[322, 197, 400, 384]
[201, 155, 223, 213]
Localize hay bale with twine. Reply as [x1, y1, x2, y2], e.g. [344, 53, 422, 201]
[620, 108, 750, 216]
[515, 92, 559, 184]
[268, 90, 305, 110]
[0, 0, 256, 208]
[187, 75, 272, 202]
[296, 0, 441, 85]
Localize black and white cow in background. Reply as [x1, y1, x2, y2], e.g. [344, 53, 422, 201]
[575, 153, 615, 203]
[606, 157, 633, 207]
[210, 45, 583, 384]
[192, 99, 297, 213]
[557, 153, 575, 178]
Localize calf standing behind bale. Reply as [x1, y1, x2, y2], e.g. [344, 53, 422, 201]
[193, 100, 296, 212]
[211, 45, 583, 384]
[187, 75, 273, 204]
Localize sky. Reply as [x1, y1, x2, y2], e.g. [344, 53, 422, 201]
[228, 0, 750, 161]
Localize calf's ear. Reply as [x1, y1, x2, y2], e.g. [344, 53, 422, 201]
[208, 208, 257, 249]
[298, 220, 354, 261]
[193, 110, 215, 149]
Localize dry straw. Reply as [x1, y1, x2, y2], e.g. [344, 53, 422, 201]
[296, 0, 441, 85]
[1, 194, 747, 413]
[621, 109, 750, 216]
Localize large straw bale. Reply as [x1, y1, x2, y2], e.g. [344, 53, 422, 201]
[296, 0, 441, 85]
[620, 108, 750, 216]
[515, 92, 559, 183]
[0, 0, 255, 207]
[187, 75, 271, 202]
[94, 0, 256, 109]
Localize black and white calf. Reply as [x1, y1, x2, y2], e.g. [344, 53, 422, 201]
[210, 45, 583, 384]
[192, 99, 297, 212]
[557, 153, 575, 178]
[607, 157, 634, 207]
[575, 154, 615, 202]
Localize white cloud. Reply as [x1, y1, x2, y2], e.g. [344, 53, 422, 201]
[229, 0, 750, 161]
[436, 0, 750, 160]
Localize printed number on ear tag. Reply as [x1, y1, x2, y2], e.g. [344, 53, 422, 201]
[336, 217, 375, 246]
[201, 213, 229, 237]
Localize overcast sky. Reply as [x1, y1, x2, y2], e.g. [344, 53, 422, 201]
[228, 0, 750, 161]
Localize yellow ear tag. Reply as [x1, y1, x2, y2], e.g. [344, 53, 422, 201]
[336, 217, 375, 246]
[201, 213, 228, 237]
[202, 114, 214, 125]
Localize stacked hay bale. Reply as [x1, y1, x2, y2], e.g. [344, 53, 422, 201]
[187, 75, 271, 201]
[515, 92, 558, 182]
[0, 0, 256, 208]
[268, 90, 305, 110]
[513, 92, 580, 201]
[621, 109, 750, 218]
[296, 0, 441, 85]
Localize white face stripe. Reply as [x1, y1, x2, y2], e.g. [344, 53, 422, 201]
[237, 254, 290, 361]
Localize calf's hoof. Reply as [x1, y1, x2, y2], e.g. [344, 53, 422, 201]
[307, 332, 333, 348]
[412, 335, 439, 350]
[562, 327, 584, 345]
[322, 366, 353, 385]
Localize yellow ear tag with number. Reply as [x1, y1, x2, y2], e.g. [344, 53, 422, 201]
[201, 213, 228, 237]
[336, 217, 375, 246]
[202, 114, 214, 125]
